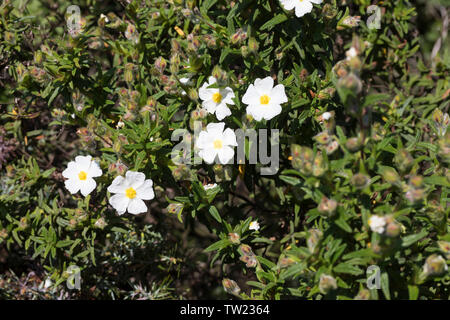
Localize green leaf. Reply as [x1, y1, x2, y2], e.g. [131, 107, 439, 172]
[260, 14, 288, 31]
[208, 206, 222, 223]
[401, 230, 428, 247]
[381, 272, 390, 300]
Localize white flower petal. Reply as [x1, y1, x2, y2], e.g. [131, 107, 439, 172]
[263, 103, 282, 120]
[246, 105, 263, 121]
[280, 0, 296, 10]
[242, 85, 260, 105]
[295, 1, 313, 17]
[254, 77, 274, 94]
[207, 76, 217, 85]
[80, 178, 97, 196]
[125, 171, 146, 189]
[309, 0, 323, 4]
[202, 99, 218, 113]
[109, 194, 129, 215]
[87, 160, 103, 178]
[199, 85, 211, 101]
[217, 146, 235, 164]
[206, 122, 225, 135]
[62, 161, 79, 179]
[107, 176, 127, 193]
[65, 178, 81, 194]
[127, 198, 148, 215]
[271, 84, 288, 104]
[136, 179, 155, 200]
[75, 155, 93, 169]
[223, 128, 238, 146]
[199, 148, 217, 164]
[215, 104, 231, 120]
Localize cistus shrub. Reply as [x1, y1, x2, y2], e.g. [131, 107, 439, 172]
[0, 0, 449, 300]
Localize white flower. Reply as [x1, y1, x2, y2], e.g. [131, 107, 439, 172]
[62, 155, 102, 196]
[196, 122, 238, 164]
[322, 112, 332, 120]
[249, 220, 260, 231]
[368, 215, 386, 234]
[280, 0, 323, 18]
[203, 183, 218, 190]
[107, 171, 155, 215]
[180, 77, 191, 96]
[116, 120, 125, 129]
[199, 76, 235, 120]
[346, 47, 358, 60]
[242, 76, 288, 121]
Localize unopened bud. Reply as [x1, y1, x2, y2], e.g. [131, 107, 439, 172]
[222, 278, 241, 296]
[317, 197, 338, 217]
[422, 254, 448, 277]
[228, 232, 240, 244]
[167, 203, 183, 215]
[319, 274, 337, 295]
[248, 37, 259, 53]
[307, 228, 323, 254]
[394, 149, 414, 173]
[94, 217, 107, 229]
[351, 173, 370, 189]
[345, 137, 363, 152]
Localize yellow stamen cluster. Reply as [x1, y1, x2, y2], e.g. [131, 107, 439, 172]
[125, 187, 137, 199]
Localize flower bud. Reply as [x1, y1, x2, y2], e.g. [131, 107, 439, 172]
[405, 188, 425, 204]
[307, 228, 323, 254]
[351, 173, 370, 189]
[409, 175, 423, 188]
[385, 221, 401, 237]
[437, 241, 450, 259]
[248, 37, 259, 53]
[0, 229, 8, 241]
[322, 3, 337, 19]
[317, 197, 338, 217]
[394, 149, 414, 173]
[279, 257, 296, 268]
[422, 254, 448, 277]
[312, 153, 328, 177]
[167, 203, 183, 215]
[228, 232, 240, 244]
[314, 131, 331, 145]
[187, 88, 199, 101]
[381, 167, 400, 185]
[222, 278, 241, 296]
[155, 56, 167, 74]
[172, 164, 191, 181]
[240, 45, 249, 58]
[125, 23, 139, 44]
[337, 72, 362, 94]
[319, 274, 337, 295]
[211, 66, 228, 86]
[339, 15, 361, 29]
[354, 289, 370, 300]
[346, 137, 363, 152]
[94, 217, 107, 229]
[239, 254, 257, 268]
[18, 217, 28, 230]
[317, 88, 336, 100]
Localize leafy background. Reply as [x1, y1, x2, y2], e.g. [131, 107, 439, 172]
[0, 0, 449, 299]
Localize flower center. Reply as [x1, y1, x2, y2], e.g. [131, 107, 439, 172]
[212, 92, 222, 103]
[260, 95, 270, 105]
[125, 187, 137, 199]
[213, 139, 223, 149]
[78, 171, 87, 180]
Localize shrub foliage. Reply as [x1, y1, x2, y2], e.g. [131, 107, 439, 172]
[0, 0, 449, 299]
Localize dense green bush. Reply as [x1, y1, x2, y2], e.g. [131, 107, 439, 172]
[0, 0, 449, 299]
